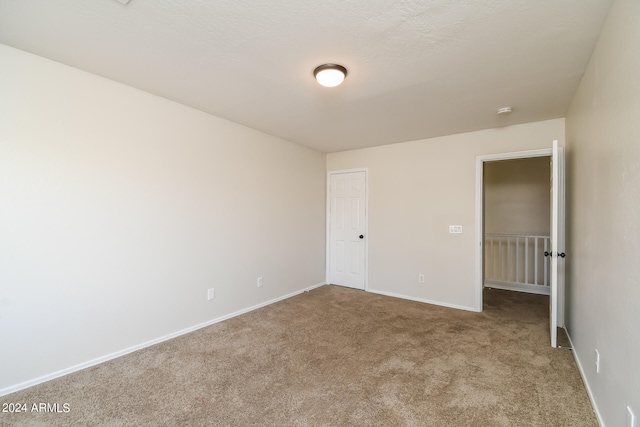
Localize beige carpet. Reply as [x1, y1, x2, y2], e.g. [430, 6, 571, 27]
[1, 286, 596, 426]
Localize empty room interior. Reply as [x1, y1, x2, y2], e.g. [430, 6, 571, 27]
[0, 0, 638, 426]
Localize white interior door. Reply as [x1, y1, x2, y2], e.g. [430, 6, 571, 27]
[550, 139, 565, 348]
[328, 171, 366, 290]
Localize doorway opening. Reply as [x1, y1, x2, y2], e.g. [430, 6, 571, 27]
[475, 145, 565, 347]
[483, 156, 551, 295]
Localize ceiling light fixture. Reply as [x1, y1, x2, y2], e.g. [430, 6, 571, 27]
[314, 64, 348, 88]
[497, 107, 512, 115]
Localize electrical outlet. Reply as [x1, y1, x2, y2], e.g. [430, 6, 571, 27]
[628, 406, 636, 427]
[418, 274, 425, 283]
[207, 288, 215, 301]
[595, 349, 600, 373]
[257, 277, 263, 288]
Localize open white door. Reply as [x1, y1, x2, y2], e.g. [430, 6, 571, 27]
[550, 139, 565, 348]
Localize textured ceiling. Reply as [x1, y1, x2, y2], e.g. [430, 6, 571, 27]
[0, 0, 613, 152]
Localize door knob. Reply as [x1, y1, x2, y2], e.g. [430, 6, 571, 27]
[544, 251, 549, 257]
[359, 235, 364, 239]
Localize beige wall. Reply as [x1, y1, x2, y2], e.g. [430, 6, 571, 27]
[327, 119, 564, 310]
[0, 45, 326, 393]
[565, 0, 640, 424]
[484, 157, 550, 236]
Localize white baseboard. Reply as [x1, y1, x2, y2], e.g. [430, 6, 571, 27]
[564, 327, 605, 427]
[367, 289, 476, 312]
[484, 280, 550, 295]
[0, 282, 326, 397]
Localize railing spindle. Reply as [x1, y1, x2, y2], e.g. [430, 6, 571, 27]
[515, 237, 519, 283]
[533, 237, 538, 285]
[525, 237, 529, 285]
[544, 238, 548, 287]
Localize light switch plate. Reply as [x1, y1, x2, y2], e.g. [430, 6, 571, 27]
[449, 225, 463, 234]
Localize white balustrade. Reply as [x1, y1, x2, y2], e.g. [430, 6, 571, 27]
[484, 233, 550, 295]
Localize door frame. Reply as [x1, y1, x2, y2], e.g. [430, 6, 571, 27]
[474, 148, 565, 328]
[326, 168, 369, 290]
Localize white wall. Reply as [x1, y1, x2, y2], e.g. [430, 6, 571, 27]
[565, 0, 640, 424]
[327, 119, 564, 310]
[0, 44, 326, 393]
[484, 157, 550, 235]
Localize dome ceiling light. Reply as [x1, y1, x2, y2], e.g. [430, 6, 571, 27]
[313, 64, 348, 88]
[497, 107, 512, 115]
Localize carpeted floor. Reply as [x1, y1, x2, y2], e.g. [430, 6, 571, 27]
[1, 285, 597, 426]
